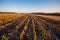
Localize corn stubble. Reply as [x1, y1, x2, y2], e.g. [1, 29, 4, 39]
[0, 13, 60, 40]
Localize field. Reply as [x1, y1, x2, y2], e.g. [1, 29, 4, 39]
[0, 12, 60, 40]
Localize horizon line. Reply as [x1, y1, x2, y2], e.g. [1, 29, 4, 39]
[0, 11, 60, 13]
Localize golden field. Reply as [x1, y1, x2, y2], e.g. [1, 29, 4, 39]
[0, 12, 60, 40]
[0, 13, 25, 25]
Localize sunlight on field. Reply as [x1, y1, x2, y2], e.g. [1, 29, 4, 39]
[0, 14, 25, 24]
[37, 15, 60, 21]
[0, 13, 26, 30]
[0, 13, 60, 40]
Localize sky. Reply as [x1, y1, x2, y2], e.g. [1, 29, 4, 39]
[0, 0, 60, 13]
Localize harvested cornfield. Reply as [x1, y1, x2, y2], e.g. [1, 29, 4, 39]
[0, 13, 60, 40]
